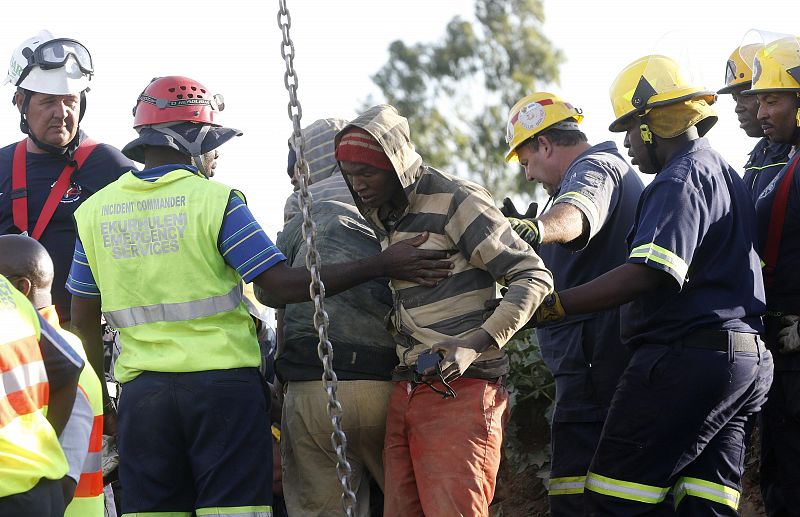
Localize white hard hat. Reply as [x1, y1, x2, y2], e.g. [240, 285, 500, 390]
[5, 30, 93, 95]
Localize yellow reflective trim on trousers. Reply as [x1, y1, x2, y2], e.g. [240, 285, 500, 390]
[585, 472, 670, 504]
[122, 512, 191, 517]
[196, 506, 272, 517]
[555, 191, 599, 227]
[674, 476, 740, 510]
[630, 243, 689, 279]
[549, 475, 586, 495]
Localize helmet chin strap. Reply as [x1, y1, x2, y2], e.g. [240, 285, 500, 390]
[153, 124, 212, 177]
[638, 117, 662, 172]
[190, 155, 209, 178]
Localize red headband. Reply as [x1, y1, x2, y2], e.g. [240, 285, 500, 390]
[335, 128, 394, 171]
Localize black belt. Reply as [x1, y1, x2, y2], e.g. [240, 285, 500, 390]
[678, 331, 762, 353]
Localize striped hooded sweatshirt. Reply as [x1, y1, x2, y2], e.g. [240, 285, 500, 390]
[335, 105, 554, 378]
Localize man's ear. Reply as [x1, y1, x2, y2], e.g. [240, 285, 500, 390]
[538, 135, 553, 157]
[14, 91, 23, 110]
[12, 276, 32, 297]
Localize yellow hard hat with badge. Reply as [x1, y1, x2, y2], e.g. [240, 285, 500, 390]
[504, 92, 583, 163]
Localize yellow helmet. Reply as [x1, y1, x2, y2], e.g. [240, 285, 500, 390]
[744, 36, 800, 94]
[504, 92, 583, 163]
[608, 55, 716, 132]
[718, 44, 762, 94]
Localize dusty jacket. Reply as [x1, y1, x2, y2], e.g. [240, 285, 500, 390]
[335, 105, 553, 377]
[283, 118, 354, 222]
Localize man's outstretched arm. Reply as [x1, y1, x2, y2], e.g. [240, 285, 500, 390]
[255, 232, 452, 307]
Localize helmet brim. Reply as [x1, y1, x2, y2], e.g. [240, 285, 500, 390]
[741, 86, 800, 95]
[609, 91, 717, 132]
[123, 124, 242, 164]
[717, 81, 752, 95]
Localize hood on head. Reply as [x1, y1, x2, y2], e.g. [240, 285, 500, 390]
[334, 105, 423, 212]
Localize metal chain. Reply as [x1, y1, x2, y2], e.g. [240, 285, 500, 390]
[277, 2, 357, 514]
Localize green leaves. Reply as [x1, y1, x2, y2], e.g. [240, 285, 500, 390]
[503, 329, 555, 474]
[370, 0, 563, 197]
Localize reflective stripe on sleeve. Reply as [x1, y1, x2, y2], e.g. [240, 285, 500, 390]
[629, 243, 689, 280]
[554, 191, 599, 228]
[674, 476, 740, 510]
[103, 285, 242, 329]
[585, 471, 670, 504]
[548, 475, 586, 495]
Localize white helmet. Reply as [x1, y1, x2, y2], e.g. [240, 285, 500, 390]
[5, 30, 92, 94]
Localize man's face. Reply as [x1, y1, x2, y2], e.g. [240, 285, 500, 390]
[516, 138, 561, 196]
[730, 85, 763, 138]
[756, 92, 799, 144]
[623, 120, 658, 174]
[340, 161, 401, 208]
[19, 92, 80, 148]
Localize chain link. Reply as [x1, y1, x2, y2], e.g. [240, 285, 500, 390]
[277, 1, 357, 514]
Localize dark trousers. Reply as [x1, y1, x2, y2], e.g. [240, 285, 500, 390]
[586, 343, 773, 516]
[761, 368, 800, 516]
[0, 478, 64, 517]
[117, 368, 272, 515]
[548, 421, 605, 516]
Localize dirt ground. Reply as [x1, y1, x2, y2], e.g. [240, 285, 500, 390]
[491, 415, 766, 516]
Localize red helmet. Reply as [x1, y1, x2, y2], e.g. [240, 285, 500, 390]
[132, 76, 225, 128]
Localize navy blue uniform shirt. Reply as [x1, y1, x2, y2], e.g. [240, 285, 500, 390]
[0, 131, 134, 321]
[536, 141, 643, 422]
[621, 138, 765, 346]
[754, 150, 800, 311]
[743, 137, 790, 201]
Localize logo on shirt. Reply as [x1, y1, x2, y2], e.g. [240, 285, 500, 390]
[55, 181, 83, 204]
[758, 173, 780, 202]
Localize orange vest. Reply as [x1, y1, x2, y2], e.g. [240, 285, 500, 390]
[0, 278, 68, 497]
[40, 305, 104, 515]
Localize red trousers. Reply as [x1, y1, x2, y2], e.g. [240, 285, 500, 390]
[383, 378, 508, 517]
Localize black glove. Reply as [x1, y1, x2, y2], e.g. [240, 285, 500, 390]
[502, 198, 542, 249]
[508, 217, 543, 249]
[500, 197, 538, 219]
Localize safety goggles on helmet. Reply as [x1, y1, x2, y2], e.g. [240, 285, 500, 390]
[15, 38, 93, 87]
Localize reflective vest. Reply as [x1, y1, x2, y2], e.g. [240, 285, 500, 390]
[39, 306, 104, 516]
[0, 276, 68, 497]
[74, 168, 259, 383]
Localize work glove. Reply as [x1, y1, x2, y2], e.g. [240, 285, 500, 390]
[508, 217, 543, 250]
[777, 315, 800, 354]
[524, 292, 566, 329]
[501, 197, 543, 250]
[500, 197, 539, 219]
